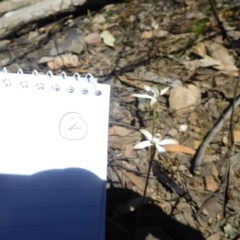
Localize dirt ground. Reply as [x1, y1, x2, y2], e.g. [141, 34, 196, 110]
[1, 0, 240, 239]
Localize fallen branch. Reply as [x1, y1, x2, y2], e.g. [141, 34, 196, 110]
[0, 0, 88, 39]
[0, 0, 42, 16]
[192, 95, 240, 174]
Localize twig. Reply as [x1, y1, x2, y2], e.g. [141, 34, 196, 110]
[208, 0, 240, 56]
[192, 95, 240, 174]
[222, 153, 230, 217]
[109, 121, 140, 131]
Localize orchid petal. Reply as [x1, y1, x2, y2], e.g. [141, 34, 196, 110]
[159, 139, 179, 145]
[150, 98, 157, 107]
[152, 138, 161, 145]
[144, 85, 151, 92]
[155, 144, 166, 154]
[131, 94, 154, 99]
[160, 87, 170, 95]
[139, 129, 153, 141]
[133, 141, 153, 149]
[151, 86, 159, 97]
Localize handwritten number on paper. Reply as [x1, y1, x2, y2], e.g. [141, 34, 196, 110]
[59, 112, 88, 140]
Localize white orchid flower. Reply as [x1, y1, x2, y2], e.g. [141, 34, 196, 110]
[134, 129, 178, 154]
[131, 85, 170, 107]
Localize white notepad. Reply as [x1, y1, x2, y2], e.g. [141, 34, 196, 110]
[0, 69, 110, 240]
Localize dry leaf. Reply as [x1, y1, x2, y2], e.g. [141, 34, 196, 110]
[185, 41, 238, 76]
[163, 144, 196, 155]
[204, 175, 219, 192]
[194, 42, 206, 57]
[206, 41, 238, 74]
[141, 31, 154, 39]
[183, 58, 220, 71]
[108, 125, 134, 137]
[100, 30, 115, 47]
[47, 54, 79, 70]
[117, 75, 147, 90]
[108, 126, 141, 150]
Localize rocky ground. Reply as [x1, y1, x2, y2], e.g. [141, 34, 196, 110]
[0, 0, 240, 239]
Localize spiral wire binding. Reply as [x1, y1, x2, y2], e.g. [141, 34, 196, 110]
[2, 67, 11, 87]
[1, 68, 102, 95]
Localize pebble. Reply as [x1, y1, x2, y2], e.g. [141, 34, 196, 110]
[169, 84, 201, 115]
[178, 165, 188, 171]
[168, 128, 178, 137]
[92, 14, 106, 24]
[179, 124, 188, 132]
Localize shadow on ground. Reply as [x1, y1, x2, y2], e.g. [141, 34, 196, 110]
[106, 187, 204, 240]
[0, 168, 105, 240]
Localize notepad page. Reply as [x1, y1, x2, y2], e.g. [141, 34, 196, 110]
[0, 72, 110, 240]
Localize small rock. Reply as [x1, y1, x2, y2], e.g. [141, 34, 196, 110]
[0, 40, 10, 48]
[179, 124, 188, 132]
[188, 139, 201, 150]
[206, 231, 224, 240]
[202, 209, 209, 216]
[188, 111, 198, 125]
[141, 31, 154, 39]
[50, 29, 85, 55]
[168, 128, 178, 137]
[91, 23, 102, 32]
[211, 165, 219, 178]
[28, 31, 39, 42]
[136, 226, 172, 240]
[208, 217, 214, 224]
[84, 32, 102, 45]
[223, 223, 234, 237]
[169, 84, 201, 115]
[178, 165, 187, 171]
[103, 4, 115, 11]
[92, 14, 106, 24]
[204, 175, 219, 192]
[171, 166, 177, 172]
[191, 126, 201, 133]
[83, 17, 90, 23]
[0, 57, 10, 65]
[129, 15, 136, 22]
[170, 79, 182, 87]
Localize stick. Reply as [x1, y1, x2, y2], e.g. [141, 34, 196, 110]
[192, 95, 240, 174]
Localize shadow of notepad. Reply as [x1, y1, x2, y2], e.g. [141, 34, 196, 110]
[0, 168, 105, 240]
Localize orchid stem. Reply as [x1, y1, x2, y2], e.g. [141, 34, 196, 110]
[134, 104, 157, 233]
